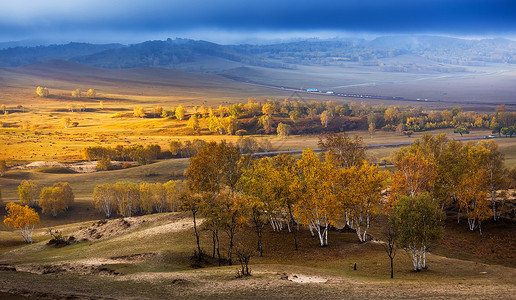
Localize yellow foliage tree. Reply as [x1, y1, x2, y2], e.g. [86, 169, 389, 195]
[72, 88, 82, 98]
[87, 88, 96, 98]
[53, 182, 74, 209]
[4, 202, 40, 243]
[39, 186, 66, 217]
[113, 182, 140, 217]
[18, 180, 41, 207]
[293, 149, 339, 247]
[276, 122, 291, 139]
[62, 117, 71, 128]
[92, 183, 116, 218]
[262, 103, 275, 116]
[390, 150, 436, 201]
[36, 86, 49, 97]
[175, 104, 185, 120]
[346, 162, 389, 242]
[187, 114, 199, 130]
[457, 145, 492, 233]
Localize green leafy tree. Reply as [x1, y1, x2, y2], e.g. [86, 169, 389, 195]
[390, 193, 443, 271]
[453, 126, 469, 136]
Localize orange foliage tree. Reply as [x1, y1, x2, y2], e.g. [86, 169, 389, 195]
[4, 202, 40, 243]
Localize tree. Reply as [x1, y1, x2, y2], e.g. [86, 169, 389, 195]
[4, 202, 40, 243]
[53, 182, 74, 209]
[277, 122, 291, 139]
[87, 89, 97, 98]
[293, 149, 339, 247]
[238, 157, 279, 255]
[381, 227, 398, 279]
[456, 144, 492, 233]
[36, 86, 49, 97]
[93, 184, 116, 218]
[72, 88, 82, 98]
[478, 140, 506, 221]
[0, 160, 7, 177]
[133, 107, 147, 118]
[258, 114, 273, 133]
[62, 117, 71, 128]
[347, 162, 388, 242]
[262, 103, 275, 116]
[390, 150, 436, 200]
[390, 193, 443, 272]
[368, 123, 375, 138]
[39, 187, 66, 217]
[320, 110, 330, 128]
[319, 133, 366, 168]
[186, 141, 242, 195]
[187, 114, 199, 131]
[213, 191, 248, 266]
[454, 126, 469, 136]
[179, 192, 205, 261]
[113, 182, 140, 217]
[18, 180, 42, 207]
[175, 104, 185, 120]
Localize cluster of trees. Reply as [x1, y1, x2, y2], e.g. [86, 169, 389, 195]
[390, 134, 513, 233]
[177, 135, 514, 273]
[82, 144, 162, 166]
[92, 181, 184, 218]
[179, 138, 389, 266]
[17, 180, 74, 217]
[126, 97, 516, 138]
[71, 88, 97, 98]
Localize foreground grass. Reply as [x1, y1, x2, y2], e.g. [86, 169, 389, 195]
[0, 211, 515, 299]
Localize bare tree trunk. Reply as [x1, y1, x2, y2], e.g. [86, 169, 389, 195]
[192, 210, 202, 261]
[287, 204, 298, 250]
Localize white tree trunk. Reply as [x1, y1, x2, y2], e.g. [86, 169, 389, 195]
[467, 217, 476, 231]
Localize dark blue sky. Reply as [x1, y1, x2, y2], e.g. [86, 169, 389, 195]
[1, 0, 516, 44]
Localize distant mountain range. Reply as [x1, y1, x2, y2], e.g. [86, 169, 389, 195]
[1, 36, 515, 72]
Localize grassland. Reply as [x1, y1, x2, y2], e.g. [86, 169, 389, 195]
[0, 209, 515, 299]
[0, 60, 515, 299]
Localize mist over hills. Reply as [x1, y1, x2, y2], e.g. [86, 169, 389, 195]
[1, 36, 515, 72]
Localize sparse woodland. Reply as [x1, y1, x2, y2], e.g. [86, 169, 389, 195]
[4, 133, 505, 272]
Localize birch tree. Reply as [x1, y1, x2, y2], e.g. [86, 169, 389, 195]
[113, 182, 140, 217]
[293, 149, 339, 247]
[93, 184, 116, 218]
[18, 180, 42, 207]
[347, 162, 388, 242]
[39, 186, 66, 217]
[4, 202, 40, 244]
[478, 140, 506, 221]
[390, 193, 443, 272]
[319, 133, 366, 168]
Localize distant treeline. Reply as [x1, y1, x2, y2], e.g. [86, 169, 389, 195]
[130, 99, 516, 137]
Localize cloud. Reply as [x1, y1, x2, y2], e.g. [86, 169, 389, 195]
[1, 0, 515, 43]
